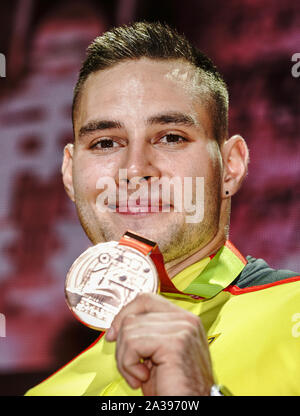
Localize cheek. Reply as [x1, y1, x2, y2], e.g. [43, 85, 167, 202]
[72, 155, 119, 198]
[181, 144, 221, 191]
[194, 142, 222, 179]
[73, 169, 96, 199]
[176, 151, 207, 179]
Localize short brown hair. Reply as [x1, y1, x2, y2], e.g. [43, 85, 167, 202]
[72, 21, 228, 143]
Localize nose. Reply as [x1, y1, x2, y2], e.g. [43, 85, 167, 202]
[117, 143, 161, 185]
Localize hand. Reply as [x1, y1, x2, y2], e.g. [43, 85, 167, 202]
[105, 293, 214, 396]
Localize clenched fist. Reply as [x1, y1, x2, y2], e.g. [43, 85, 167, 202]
[105, 293, 214, 396]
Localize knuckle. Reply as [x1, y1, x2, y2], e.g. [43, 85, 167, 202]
[184, 320, 198, 336]
[176, 309, 201, 328]
[170, 330, 190, 351]
[186, 312, 201, 329]
[122, 313, 136, 328]
[118, 333, 133, 356]
[122, 336, 131, 352]
[177, 320, 199, 342]
[136, 292, 155, 305]
[177, 329, 188, 344]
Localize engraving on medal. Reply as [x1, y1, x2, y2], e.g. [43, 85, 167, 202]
[65, 241, 158, 331]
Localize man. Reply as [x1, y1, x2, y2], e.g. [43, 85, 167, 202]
[26, 21, 300, 396]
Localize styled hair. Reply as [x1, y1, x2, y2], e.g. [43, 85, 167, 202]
[72, 21, 228, 143]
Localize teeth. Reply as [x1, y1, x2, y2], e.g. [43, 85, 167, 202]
[128, 206, 149, 213]
[106, 202, 172, 213]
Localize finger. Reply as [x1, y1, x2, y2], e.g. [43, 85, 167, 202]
[114, 316, 213, 395]
[118, 311, 200, 331]
[116, 337, 151, 386]
[106, 293, 195, 341]
[122, 370, 143, 390]
[119, 362, 149, 388]
[116, 319, 200, 381]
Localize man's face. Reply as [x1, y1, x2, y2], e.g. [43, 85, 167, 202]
[68, 58, 223, 262]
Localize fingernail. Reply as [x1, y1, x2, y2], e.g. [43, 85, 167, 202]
[105, 326, 115, 341]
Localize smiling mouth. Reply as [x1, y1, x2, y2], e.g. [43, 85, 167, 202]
[110, 202, 172, 215]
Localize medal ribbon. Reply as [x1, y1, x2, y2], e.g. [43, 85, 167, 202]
[152, 240, 247, 300]
[119, 233, 247, 301]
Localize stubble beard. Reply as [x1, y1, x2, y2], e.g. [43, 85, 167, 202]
[74, 177, 221, 264]
[160, 183, 221, 263]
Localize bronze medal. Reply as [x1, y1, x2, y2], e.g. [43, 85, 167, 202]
[65, 241, 159, 331]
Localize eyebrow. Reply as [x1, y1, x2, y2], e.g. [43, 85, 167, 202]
[78, 111, 198, 138]
[78, 119, 123, 137]
[147, 111, 197, 127]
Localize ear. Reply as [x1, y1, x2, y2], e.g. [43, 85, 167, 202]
[220, 135, 249, 199]
[61, 143, 75, 202]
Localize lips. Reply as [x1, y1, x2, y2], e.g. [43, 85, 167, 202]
[114, 198, 172, 214]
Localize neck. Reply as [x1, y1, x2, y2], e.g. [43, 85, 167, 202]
[165, 232, 226, 279]
[165, 198, 230, 279]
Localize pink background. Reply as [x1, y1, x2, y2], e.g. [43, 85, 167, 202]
[0, 0, 299, 395]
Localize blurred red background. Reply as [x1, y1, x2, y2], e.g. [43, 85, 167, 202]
[0, 0, 299, 395]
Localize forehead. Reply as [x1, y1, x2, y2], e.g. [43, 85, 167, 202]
[86, 57, 200, 90]
[75, 58, 211, 132]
